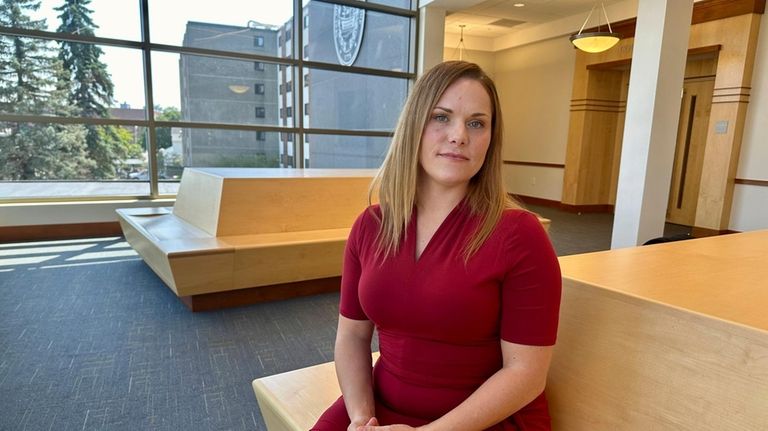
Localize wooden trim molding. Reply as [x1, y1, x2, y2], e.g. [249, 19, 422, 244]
[503, 161, 565, 169]
[0, 221, 122, 243]
[559, 203, 615, 214]
[511, 194, 615, 214]
[691, 226, 741, 238]
[735, 178, 768, 187]
[584, 0, 766, 38]
[512, 194, 562, 209]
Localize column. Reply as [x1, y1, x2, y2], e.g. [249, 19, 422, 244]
[611, 0, 695, 249]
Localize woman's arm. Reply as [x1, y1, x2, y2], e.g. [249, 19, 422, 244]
[420, 340, 553, 431]
[359, 340, 553, 431]
[335, 314, 377, 430]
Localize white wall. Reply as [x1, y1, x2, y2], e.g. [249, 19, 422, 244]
[730, 11, 768, 231]
[495, 36, 576, 201]
[441, 48, 495, 77]
[0, 200, 173, 227]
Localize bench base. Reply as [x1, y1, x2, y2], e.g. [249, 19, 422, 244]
[178, 276, 341, 312]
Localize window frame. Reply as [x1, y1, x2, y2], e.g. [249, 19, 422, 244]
[0, 0, 418, 203]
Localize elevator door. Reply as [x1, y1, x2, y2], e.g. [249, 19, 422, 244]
[666, 78, 714, 226]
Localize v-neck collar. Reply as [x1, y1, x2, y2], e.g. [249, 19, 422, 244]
[409, 198, 467, 263]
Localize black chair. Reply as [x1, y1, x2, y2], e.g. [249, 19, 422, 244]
[642, 233, 692, 245]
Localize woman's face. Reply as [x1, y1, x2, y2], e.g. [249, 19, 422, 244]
[418, 78, 493, 192]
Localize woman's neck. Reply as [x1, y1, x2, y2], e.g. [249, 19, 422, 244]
[416, 178, 468, 215]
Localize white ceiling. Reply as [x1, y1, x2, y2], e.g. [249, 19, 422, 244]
[444, 0, 628, 38]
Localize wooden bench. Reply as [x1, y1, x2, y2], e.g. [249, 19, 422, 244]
[117, 167, 377, 310]
[251, 231, 768, 430]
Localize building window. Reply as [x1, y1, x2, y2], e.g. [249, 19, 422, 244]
[256, 131, 266, 141]
[279, 107, 285, 118]
[0, 1, 416, 200]
[304, 44, 309, 59]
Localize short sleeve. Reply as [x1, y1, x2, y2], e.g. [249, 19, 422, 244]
[500, 211, 562, 345]
[338, 209, 372, 320]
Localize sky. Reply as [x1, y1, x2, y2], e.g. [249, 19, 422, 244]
[33, 0, 298, 109]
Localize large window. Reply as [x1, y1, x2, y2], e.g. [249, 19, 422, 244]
[0, 0, 416, 201]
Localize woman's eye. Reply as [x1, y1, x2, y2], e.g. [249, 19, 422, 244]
[468, 120, 484, 129]
[432, 114, 448, 122]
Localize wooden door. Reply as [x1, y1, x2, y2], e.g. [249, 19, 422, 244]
[666, 78, 714, 226]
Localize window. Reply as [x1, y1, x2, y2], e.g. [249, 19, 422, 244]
[0, 0, 417, 201]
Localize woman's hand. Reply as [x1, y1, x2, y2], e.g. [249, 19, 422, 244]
[349, 416, 379, 431]
[355, 421, 419, 431]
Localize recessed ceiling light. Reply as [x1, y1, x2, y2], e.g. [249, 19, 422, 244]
[513, 2, 525, 7]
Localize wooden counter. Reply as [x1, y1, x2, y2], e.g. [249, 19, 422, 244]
[549, 230, 768, 430]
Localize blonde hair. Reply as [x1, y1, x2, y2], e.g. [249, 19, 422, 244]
[371, 60, 521, 260]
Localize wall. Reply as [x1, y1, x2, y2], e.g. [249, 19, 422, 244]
[441, 48, 495, 77]
[495, 36, 576, 202]
[730, 10, 768, 231]
[0, 200, 173, 228]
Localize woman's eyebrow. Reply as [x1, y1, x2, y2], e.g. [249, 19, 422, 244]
[433, 106, 490, 118]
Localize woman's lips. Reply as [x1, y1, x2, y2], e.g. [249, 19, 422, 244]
[438, 152, 469, 161]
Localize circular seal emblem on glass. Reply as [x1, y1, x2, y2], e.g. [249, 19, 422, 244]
[333, 4, 366, 66]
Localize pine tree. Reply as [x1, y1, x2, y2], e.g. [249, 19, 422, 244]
[0, 0, 93, 180]
[55, 0, 123, 179]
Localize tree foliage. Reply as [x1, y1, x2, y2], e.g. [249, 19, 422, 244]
[155, 106, 181, 150]
[0, 0, 93, 180]
[55, 0, 122, 178]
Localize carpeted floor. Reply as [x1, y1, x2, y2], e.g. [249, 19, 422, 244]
[0, 207, 690, 430]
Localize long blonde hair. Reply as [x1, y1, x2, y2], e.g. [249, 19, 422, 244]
[371, 60, 521, 260]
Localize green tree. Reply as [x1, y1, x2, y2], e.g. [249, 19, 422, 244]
[55, 0, 121, 178]
[0, 0, 93, 180]
[155, 106, 180, 150]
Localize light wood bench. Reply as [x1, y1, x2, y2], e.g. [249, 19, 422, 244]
[251, 231, 768, 430]
[118, 168, 377, 310]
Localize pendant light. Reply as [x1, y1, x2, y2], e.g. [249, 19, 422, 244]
[570, 2, 621, 53]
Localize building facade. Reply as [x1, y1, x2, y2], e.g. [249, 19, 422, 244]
[180, 21, 280, 167]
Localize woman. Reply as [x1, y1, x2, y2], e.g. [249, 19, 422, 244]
[312, 61, 561, 431]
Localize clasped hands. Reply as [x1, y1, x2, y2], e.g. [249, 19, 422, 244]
[350, 417, 421, 431]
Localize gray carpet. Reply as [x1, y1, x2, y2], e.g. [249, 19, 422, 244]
[0, 237, 339, 430]
[0, 207, 690, 430]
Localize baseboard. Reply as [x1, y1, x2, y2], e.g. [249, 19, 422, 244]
[512, 194, 615, 214]
[0, 221, 123, 243]
[558, 203, 615, 214]
[512, 194, 561, 209]
[178, 277, 342, 312]
[691, 226, 741, 238]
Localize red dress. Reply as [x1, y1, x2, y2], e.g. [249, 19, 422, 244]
[312, 201, 561, 430]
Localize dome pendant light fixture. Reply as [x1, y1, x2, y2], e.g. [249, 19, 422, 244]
[570, 2, 621, 53]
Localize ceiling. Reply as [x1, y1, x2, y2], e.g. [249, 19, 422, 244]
[444, 0, 628, 38]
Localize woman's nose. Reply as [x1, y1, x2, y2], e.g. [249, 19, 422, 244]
[448, 123, 468, 145]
